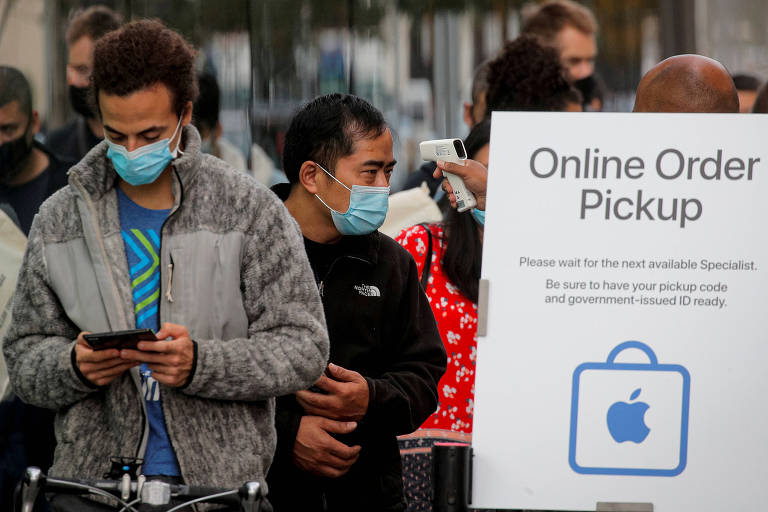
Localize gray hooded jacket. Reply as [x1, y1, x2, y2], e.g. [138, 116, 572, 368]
[2, 126, 329, 491]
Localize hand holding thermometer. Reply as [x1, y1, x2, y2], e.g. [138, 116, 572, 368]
[419, 138, 477, 212]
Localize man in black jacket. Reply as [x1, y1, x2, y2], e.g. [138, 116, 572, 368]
[268, 93, 446, 511]
[0, 65, 71, 511]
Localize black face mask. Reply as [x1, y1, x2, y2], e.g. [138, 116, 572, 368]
[0, 131, 32, 185]
[574, 75, 597, 103]
[69, 85, 95, 119]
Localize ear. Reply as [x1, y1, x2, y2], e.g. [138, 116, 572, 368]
[298, 161, 323, 195]
[214, 121, 223, 140]
[181, 101, 194, 126]
[462, 102, 474, 129]
[30, 110, 41, 136]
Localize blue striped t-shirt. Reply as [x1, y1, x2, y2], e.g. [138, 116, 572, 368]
[117, 187, 180, 476]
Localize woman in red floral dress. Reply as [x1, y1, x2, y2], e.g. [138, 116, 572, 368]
[395, 120, 490, 511]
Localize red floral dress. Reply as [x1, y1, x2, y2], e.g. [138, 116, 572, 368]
[396, 224, 478, 511]
[396, 224, 478, 434]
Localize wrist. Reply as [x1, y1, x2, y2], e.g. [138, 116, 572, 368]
[71, 346, 101, 389]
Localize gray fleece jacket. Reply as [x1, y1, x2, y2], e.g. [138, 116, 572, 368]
[2, 126, 329, 492]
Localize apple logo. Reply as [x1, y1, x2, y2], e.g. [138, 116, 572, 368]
[606, 388, 650, 443]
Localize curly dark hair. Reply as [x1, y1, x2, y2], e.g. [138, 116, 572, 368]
[485, 35, 571, 114]
[91, 19, 198, 117]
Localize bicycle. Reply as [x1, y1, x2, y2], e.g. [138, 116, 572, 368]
[14, 466, 272, 512]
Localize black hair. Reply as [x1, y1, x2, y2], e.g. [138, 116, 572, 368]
[441, 119, 491, 303]
[470, 60, 492, 105]
[283, 93, 386, 184]
[193, 72, 220, 132]
[752, 81, 768, 113]
[0, 66, 32, 119]
[485, 35, 571, 114]
[732, 73, 761, 92]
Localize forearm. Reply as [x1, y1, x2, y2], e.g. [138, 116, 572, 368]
[363, 364, 443, 434]
[4, 335, 95, 409]
[181, 319, 328, 401]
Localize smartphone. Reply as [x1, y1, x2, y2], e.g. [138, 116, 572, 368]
[83, 328, 158, 351]
[419, 138, 478, 212]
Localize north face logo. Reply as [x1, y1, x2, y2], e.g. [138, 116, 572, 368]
[354, 284, 381, 297]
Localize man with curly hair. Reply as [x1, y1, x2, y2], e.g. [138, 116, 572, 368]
[3, 19, 329, 510]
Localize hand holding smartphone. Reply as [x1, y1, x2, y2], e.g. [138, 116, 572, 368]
[83, 328, 158, 351]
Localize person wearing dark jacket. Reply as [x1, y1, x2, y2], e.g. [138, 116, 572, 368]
[268, 93, 446, 512]
[0, 65, 72, 512]
[46, 6, 122, 163]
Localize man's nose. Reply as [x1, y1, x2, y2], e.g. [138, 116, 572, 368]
[121, 139, 143, 152]
[571, 62, 594, 82]
[374, 172, 390, 188]
[66, 69, 89, 88]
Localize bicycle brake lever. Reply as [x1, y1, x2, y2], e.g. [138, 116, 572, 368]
[22, 467, 44, 512]
[239, 481, 260, 512]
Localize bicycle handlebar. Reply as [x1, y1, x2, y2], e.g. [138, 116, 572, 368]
[16, 467, 271, 512]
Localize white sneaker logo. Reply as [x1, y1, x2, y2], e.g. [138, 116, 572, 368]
[354, 284, 381, 297]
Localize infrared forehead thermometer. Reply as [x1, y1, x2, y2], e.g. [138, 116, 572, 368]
[419, 138, 477, 212]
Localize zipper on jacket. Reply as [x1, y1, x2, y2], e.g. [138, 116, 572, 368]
[70, 174, 151, 463]
[318, 255, 369, 299]
[148, 167, 184, 468]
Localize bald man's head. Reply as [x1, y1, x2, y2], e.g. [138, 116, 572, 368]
[633, 55, 739, 113]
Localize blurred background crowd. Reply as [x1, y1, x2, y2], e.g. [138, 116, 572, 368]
[2, 0, 768, 191]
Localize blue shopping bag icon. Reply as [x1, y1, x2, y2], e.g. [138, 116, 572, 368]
[568, 341, 690, 476]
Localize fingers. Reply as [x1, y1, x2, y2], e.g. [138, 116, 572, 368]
[314, 374, 343, 393]
[296, 389, 334, 412]
[313, 454, 360, 478]
[135, 340, 167, 352]
[437, 159, 468, 177]
[155, 322, 188, 341]
[86, 362, 138, 386]
[441, 180, 457, 208]
[79, 356, 132, 373]
[326, 363, 358, 382]
[319, 418, 358, 435]
[119, 348, 167, 363]
[323, 442, 361, 467]
[147, 364, 190, 387]
[121, 339, 181, 360]
[77, 346, 121, 362]
[76, 334, 120, 363]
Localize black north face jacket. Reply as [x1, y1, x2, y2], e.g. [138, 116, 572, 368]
[268, 184, 446, 511]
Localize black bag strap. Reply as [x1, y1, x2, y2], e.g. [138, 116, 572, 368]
[419, 223, 433, 290]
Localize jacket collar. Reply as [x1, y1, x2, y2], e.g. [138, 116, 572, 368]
[271, 182, 381, 265]
[67, 124, 204, 201]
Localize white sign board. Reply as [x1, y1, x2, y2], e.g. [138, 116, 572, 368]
[472, 112, 768, 511]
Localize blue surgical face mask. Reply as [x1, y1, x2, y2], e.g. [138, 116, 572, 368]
[471, 207, 485, 226]
[314, 163, 390, 236]
[105, 116, 183, 186]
